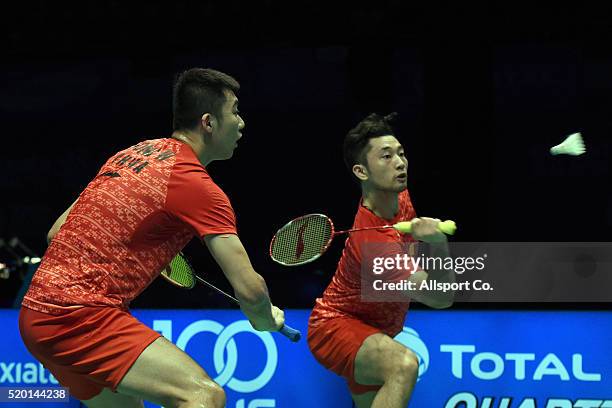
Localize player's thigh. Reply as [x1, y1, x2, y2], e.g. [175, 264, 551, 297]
[115, 336, 221, 407]
[351, 391, 377, 408]
[353, 333, 418, 385]
[83, 387, 143, 408]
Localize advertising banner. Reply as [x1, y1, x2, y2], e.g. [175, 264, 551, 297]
[0, 309, 609, 407]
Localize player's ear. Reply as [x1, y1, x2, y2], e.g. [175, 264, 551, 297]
[201, 113, 214, 133]
[352, 164, 368, 181]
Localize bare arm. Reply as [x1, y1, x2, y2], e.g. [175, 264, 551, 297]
[204, 234, 283, 331]
[47, 199, 78, 244]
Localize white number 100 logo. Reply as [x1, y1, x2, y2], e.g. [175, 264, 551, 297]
[153, 319, 278, 394]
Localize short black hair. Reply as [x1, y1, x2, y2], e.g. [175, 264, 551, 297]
[343, 112, 399, 172]
[172, 68, 240, 131]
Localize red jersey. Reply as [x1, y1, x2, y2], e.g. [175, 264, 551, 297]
[23, 138, 236, 314]
[309, 189, 417, 336]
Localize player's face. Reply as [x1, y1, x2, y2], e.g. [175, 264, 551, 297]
[363, 135, 408, 192]
[211, 90, 245, 160]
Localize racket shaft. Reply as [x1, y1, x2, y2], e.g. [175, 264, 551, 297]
[194, 274, 239, 304]
[337, 220, 456, 235]
[334, 225, 393, 235]
[193, 275, 301, 342]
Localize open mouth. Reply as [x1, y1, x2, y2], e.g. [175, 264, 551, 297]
[396, 173, 407, 181]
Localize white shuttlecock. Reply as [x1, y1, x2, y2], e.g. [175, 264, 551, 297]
[550, 132, 586, 156]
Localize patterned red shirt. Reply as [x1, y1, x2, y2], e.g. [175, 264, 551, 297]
[23, 138, 236, 314]
[309, 189, 417, 337]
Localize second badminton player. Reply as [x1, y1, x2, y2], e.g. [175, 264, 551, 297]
[308, 113, 455, 408]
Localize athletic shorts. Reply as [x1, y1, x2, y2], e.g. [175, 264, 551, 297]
[19, 306, 161, 400]
[307, 315, 382, 395]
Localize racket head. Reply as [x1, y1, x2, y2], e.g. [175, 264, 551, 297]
[160, 252, 196, 289]
[269, 214, 334, 266]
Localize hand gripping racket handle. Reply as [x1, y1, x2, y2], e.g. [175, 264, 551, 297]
[279, 324, 301, 342]
[190, 275, 301, 342]
[394, 220, 457, 235]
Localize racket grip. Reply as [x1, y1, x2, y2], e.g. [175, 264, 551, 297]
[279, 324, 302, 342]
[438, 220, 457, 235]
[394, 220, 457, 235]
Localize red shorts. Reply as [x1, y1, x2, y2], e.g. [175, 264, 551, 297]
[18, 306, 160, 400]
[307, 315, 382, 395]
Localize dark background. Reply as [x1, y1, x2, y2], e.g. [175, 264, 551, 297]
[1, 2, 611, 309]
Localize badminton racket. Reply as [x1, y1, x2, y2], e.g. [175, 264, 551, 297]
[160, 252, 301, 342]
[270, 214, 456, 266]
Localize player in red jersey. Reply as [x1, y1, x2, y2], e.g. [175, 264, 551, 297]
[308, 113, 455, 407]
[19, 68, 284, 408]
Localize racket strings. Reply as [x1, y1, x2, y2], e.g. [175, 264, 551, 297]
[163, 254, 196, 288]
[271, 215, 332, 265]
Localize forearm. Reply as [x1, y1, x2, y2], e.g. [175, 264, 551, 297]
[205, 234, 279, 330]
[426, 240, 454, 283]
[406, 240, 455, 308]
[235, 272, 275, 327]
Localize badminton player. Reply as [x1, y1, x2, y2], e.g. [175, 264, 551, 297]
[308, 113, 455, 407]
[18, 68, 285, 408]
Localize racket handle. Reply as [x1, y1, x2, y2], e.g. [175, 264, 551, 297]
[279, 324, 302, 342]
[438, 220, 457, 235]
[394, 220, 457, 235]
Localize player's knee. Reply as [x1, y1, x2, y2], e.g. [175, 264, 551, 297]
[393, 348, 419, 379]
[180, 377, 225, 408]
[197, 379, 225, 408]
[208, 382, 226, 408]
